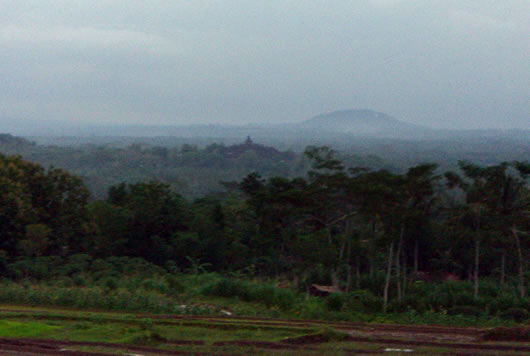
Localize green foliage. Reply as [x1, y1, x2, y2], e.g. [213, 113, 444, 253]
[499, 308, 529, 322]
[326, 293, 345, 311]
[0, 154, 91, 257]
[200, 277, 298, 310]
[320, 327, 350, 342]
[0, 320, 62, 338]
[447, 306, 482, 317]
[0, 282, 183, 313]
[103, 277, 119, 290]
[1, 145, 529, 324]
[348, 290, 383, 312]
[18, 224, 51, 257]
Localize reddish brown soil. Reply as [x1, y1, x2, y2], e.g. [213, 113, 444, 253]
[283, 333, 530, 353]
[213, 340, 311, 350]
[0, 338, 217, 356]
[482, 326, 530, 341]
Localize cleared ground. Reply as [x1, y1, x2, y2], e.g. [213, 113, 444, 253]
[0, 305, 528, 355]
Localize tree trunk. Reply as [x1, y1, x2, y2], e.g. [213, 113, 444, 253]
[383, 241, 394, 313]
[345, 237, 352, 292]
[331, 229, 344, 289]
[369, 255, 374, 280]
[500, 252, 505, 286]
[395, 226, 404, 302]
[402, 246, 407, 297]
[331, 271, 339, 289]
[413, 239, 419, 278]
[339, 235, 347, 260]
[369, 221, 376, 280]
[474, 236, 480, 299]
[512, 225, 526, 299]
[346, 265, 352, 292]
[355, 255, 361, 289]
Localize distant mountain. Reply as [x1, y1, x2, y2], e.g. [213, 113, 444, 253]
[297, 109, 429, 136]
[4, 109, 529, 144]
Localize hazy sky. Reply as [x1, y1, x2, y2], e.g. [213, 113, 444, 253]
[1, 0, 528, 129]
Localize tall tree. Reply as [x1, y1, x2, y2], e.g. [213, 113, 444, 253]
[0, 154, 91, 257]
[445, 162, 489, 299]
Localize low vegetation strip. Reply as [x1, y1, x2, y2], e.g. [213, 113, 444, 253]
[0, 306, 486, 338]
[0, 338, 214, 356]
[0, 338, 116, 356]
[0, 306, 529, 355]
[0, 306, 489, 335]
[282, 333, 530, 353]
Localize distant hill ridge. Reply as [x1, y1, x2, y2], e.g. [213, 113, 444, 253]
[298, 109, 428, 134]
[3, 109, 528, 141]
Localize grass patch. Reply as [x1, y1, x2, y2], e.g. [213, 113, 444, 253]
[0, 320, 62, 338]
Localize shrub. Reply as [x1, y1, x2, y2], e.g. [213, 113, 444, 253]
[72, 274, 88, 287]
[321, 327, 350, 342]
[499, 308, 529, 322]
[200, 277, 298, 310]
[448, 306, 482, 317]
[63, 254, 92, 276]
[348, 290, 382, 312]
[387, 300, 408, 313]
[0, 250, 8, 274]
[488, 294, 519, 315]
[164, 274, 184, 294]
[298, 298, 328, 320]
[326, 293, 345, 311]
[103, 277, 118, 290]
[55, 277, 74, 288]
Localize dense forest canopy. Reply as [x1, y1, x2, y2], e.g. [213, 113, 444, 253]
[1, 132, 527, 199]
[1, 145, 528, 310]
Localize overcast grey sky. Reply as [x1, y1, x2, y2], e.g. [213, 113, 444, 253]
[0, 0, 528, 129]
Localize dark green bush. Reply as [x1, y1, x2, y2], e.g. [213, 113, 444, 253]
[448, 306, 482, 317]
[499, 308, 529, 322]
[488, 294, 519, 315]
[387, 299, 408, 313]
[348, 290, 382, 312]
[103, 277, 118, 290]
[399, 294, 428, 313]
[62, 254, 92, 276]
[56, 277, 74, 288]
[72, 274, 88, 287]
[359, 272, 386, 296]
[164, 274, 184, 294]
[0, 250, 8, 274]
[8, 257, 63, 280]
[326, 293, 345, 311]
[200, 277, 297, 310]
[201, 277, 249, 299]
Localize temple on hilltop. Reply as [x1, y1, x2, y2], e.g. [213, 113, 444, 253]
[219, 136, 295, 161]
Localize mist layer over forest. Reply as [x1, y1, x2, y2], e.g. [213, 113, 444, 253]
[2, 109, 528, 198]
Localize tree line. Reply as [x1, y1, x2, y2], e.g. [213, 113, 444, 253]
[0, 148, 528, 311]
